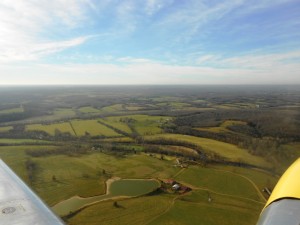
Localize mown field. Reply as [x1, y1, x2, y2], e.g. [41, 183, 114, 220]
[195, 120, 247, 133]
[25, 115, 170, 137]
[0, 126, 13, 132]
[26, 122, 75, 136]
[144, 134, 270, 168]
[66, 163, 274, 225]
[0, 107, 23, 114]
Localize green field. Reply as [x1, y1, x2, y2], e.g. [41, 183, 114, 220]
[70, 119, 121, 137]
[0, 107, 23, 114]
[66, 164, 268, 225]
[125, 104, 145, 111]
[99, 117, 132, 134]
[0, 138, 51, 145]
[53, 179, 160, 216]
[25, 114, 170, 137]
[0, 145, 57, 184]
[144, 134, 270, 167]
[26, 122, 75, 136]
[124, 115, 171, 135]
[195, 120, 247, 133]
[110, 179, 160, 196]
[100, 115, 171, 136]
[176, 166, 262, 201]
[0, 145, 275, 225]
[100, 104, 124, 113]
[148, 192, 262, 225]
[0, 126, 13, 132]
[53, 108, 76, 117]
[67, 195, 171, 225]
[78, 107, 100, 114]
[27, 154, 108, 206]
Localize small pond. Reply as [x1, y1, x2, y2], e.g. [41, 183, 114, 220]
[52, 179, 160, 216]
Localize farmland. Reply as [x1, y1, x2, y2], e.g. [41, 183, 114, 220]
[0, 85, 299, 225]
[0, 126, 12, 132]
[26, 122, 75, 136]
[144, 134, 270, 167]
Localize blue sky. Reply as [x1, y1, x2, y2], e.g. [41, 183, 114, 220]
[0, 0, 299, 85]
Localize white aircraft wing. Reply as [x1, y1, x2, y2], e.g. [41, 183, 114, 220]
[0, 159, 64, 225]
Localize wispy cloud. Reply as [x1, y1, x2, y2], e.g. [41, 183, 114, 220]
[0, 1, 91, 62]
[0, 0, 299, 84]
[1, 55, 299, 85]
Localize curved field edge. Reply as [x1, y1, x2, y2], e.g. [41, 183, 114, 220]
[53, 179, 160, 216]
[144, 134, 270, 168]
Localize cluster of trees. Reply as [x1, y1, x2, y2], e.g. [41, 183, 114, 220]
[25, 159, 37, 184]
[26, 145, 87, 157]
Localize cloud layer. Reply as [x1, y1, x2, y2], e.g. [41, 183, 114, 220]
[0, 0, 299, 84]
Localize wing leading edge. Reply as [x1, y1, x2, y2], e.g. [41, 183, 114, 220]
[0, 159, 64, 225]
[256, 158, 300, 225]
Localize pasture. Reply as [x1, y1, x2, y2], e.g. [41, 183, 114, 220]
[78, 107, 100, 114]
[0, 126, 12, 132]
[123, 114, 170, 135]
[99, 117, 132, 134]
[100, 114, 171, 135]
[70, 120, 121, 137]
[67, 195, 171, 225]
[0, 138, 51, 145]
[26, 122, 75, 136]
[100, 104, 124, 113]
[0, 107, 23, 114]
[0, 144, 276, 225]
[144, 133, 270, 167]
[53, 179, 160, 216]
[195, 120, 247, 133]
[148, 192, 262, 225]
[66, 164, 270, 225]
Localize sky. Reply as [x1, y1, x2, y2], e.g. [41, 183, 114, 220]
[0, 0, 299, 85]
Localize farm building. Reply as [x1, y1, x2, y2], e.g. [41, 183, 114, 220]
[172, 184, 180, 190]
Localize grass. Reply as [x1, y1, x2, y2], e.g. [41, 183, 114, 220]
[176, 166, 261, 201]
[70, 120, 121, 137]
[0, 138, 51, 145]
[78, 107, 100, 114]
[160, 145, 199, 157]
[195, 120, 247, 133]
[144, 134, 270, 167]
[156, 102, 190, 108]
[87, 153, 180, 179]
[101, 115, 171, 135]
[125, 105, 144, 111]
[211, 165, 278, 195]
[0, 107, 23, 114]
[18, 108, 76, 123]
[53, 179, 160, 216]
[53, 108, 76, 117]
[67, 164, 267, 225]
[0, 144, 272, 225]
[101, 137, 134, 143]
[26, 122, 75, 136]
[128, 115, 170, 135]
[67, 195, 171, 225]
[0, 126, 13, 132]
[149, 192, 261, 225]
[0, 145, 57, 184]
[31, 154, 108, 206]
[109, 179, 160, 196]
[100, 104, 124, 113]
[1, 146, 178, 209]
[99, 117, 132, 134]
[272, 142, 300, 173]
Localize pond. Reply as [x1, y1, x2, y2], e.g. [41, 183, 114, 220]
[52, 179, 160, 216]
